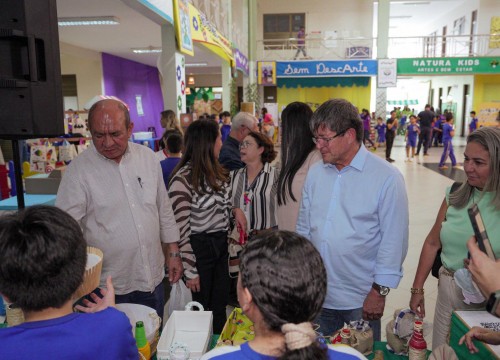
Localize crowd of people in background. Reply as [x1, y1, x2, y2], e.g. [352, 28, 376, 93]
[1, 96, 499, 360]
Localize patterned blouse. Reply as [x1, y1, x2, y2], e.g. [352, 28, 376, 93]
[230, 162, 279, 232]
[168, 163, 231, 279]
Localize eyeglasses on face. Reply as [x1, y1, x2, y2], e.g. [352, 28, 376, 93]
[312, 129, 349, 145]
[239, 141, 257, 149]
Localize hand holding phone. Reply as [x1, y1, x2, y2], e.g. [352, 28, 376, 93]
[468, 204, 496, 260]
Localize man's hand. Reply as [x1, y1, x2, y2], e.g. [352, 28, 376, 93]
[363, 288, 386, 321]
[165, 242, 183, 284]
[459, 326, 500, 353]
[186, 276, 200, 293]
[74, 276, 115, 313]
[167, 256, 183, 284]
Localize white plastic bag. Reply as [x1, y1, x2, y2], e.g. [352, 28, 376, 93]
[168, 280, 192, 317]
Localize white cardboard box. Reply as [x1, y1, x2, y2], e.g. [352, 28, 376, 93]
[157, 310, 213, 360]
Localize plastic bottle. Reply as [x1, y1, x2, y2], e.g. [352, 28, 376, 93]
[408, 320, 427, 360]
[135, 321, 151, 360]
[340, 326, 351, 345]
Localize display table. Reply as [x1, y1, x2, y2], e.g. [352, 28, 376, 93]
[0, 194, 57, 211]
[450, 311, 500, 359]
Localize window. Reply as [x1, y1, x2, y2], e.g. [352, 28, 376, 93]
[263, 13, 305, 39]
[453, 16, 466, 35]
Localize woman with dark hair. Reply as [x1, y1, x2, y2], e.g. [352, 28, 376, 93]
[231, 131, 279, 238]
[168, 120, 242, 333]
[410, 126, 500, 349]
[201, 231, 365, 359]
[277, 102, 321, 231]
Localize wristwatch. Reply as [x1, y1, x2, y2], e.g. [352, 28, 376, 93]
[486, 290, 500, 316]
[372, 283, 390, 296]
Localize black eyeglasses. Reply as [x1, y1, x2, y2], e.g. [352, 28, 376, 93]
[312, 129, 349, 145]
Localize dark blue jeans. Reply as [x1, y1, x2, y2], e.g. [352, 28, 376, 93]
[316, 307, 381, 341]
[115, 281, 165, 324]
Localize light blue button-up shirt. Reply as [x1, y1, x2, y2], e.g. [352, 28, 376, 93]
[296, 145, 409, 309]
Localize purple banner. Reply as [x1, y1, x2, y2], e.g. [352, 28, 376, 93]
[233, 49, 249, 75]
[102, 53, 164, 134]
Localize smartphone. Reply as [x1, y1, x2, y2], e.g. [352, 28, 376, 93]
[468, 204, 496, 260]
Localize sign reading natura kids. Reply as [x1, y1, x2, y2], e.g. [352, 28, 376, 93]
[398, 57, 500, 75]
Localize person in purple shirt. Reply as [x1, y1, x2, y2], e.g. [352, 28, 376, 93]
[438, 112, 458, 169]
[293, 26, 307, 60]
[0, 206, 138, 360]
[360, 108, 376, 150]
[219, 111, 232, 142]
[161, 131, 183, 189]
[469, 111, 478, 134]
[405, 115, 420, 162]
[374, 117, 386, 147]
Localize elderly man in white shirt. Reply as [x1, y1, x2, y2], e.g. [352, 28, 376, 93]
[56, 99, 182, 321]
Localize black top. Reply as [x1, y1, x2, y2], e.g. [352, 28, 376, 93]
[219, 135, 245, 171]
[418, 110, 435, 128]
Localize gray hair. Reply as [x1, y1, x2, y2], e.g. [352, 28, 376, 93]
[450, 127, 500, 210]
[232, 111, 257, 130]
[88, 99, 131, 131]
[310, 99, 363, 142]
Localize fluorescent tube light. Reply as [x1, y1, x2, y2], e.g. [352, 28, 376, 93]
[132, 47, 162, 54]
[186, 62, 208, 67]
[58, 16, 120, 26]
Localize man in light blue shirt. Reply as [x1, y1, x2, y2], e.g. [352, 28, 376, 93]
[296, 99, 409, 341]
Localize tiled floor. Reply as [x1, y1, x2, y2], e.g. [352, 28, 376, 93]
[376, 135, 468, 347]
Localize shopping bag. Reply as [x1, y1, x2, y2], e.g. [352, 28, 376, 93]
[58, 140, 77, 164]
[216, 307, 255, 347]
[167, 280, 192, 317]
[76, 138, 89, 155]
[30, 142, 56, 173]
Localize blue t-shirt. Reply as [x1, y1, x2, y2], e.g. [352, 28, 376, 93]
[161, 157, 181, 189]
[407, 124, 419, 142]
[469, 118, 478, 132]
[374, 123, 386, 137]
[442, 122, 454, 142]
[0, 307, 138, 360]
[201, 342, 366, 360]
[221, 124, 231, 142]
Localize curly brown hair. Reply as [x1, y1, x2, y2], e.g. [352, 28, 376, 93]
[247, 131, 277, 164]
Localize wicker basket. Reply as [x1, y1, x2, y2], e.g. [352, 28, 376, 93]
[74, 246, 103, 299]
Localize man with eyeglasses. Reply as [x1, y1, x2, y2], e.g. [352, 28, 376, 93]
[219, 111, 259, 171]
[296, 98, 409, 342]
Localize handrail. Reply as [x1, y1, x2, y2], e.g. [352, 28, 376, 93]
[257, 34, 500, 60]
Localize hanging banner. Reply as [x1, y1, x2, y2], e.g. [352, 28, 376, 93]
[175, 53, 186, 114]
[397, 57, 500, 75]
[234, 48, 249, 76]
[189, 3, 234, 66]
[173, 0, 194, 56]
[378, 59, 397, 88]
[276, 60, 377, 78]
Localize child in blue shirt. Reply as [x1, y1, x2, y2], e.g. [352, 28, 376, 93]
[438, 113, 458, 169]
[469, 111, 478, 134]
[405, 115, 420, 162]
[374, 117, 386, 147]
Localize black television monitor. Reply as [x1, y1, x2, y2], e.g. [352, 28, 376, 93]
[0, 0, 64, 139]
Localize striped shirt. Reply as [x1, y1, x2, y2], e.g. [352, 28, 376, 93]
[56, 142, 180, 294]
[230, 162, 279, 232]
[168, 163, 231, 279]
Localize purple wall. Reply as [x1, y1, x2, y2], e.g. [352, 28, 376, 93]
[102, 53, 164, 135]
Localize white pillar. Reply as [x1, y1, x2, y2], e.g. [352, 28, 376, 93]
[376, 0, 390, 120]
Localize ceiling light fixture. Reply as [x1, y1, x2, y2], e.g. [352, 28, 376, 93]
[390, 15, 412, 19]
[402, 2, 431, 5]
[132, 47, 162, 54]
[58, 16, 120, 26]
[186, 62, 208, 67]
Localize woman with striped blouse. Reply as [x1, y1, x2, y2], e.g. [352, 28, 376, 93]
[231, 131, 279, 238]
[168, 120, 242, 334]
